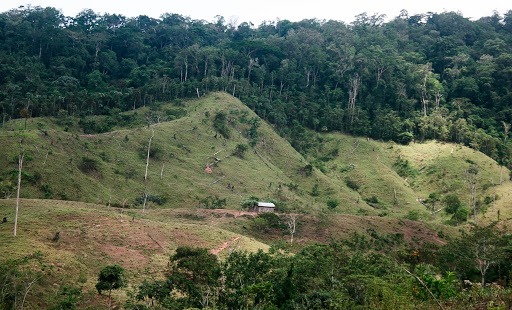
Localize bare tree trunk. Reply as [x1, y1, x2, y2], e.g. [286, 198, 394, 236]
[286, 214, 297, 244]
[14, 153, 24, 237]
[143, 128, 155, 213]
[421, 63, 433, 117]
[144, 128, 154, 182]
[21, 276, 41, 310]
[466, 166, 478, 223]
[348, 74, 360, 127]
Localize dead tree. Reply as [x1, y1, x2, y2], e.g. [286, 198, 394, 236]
[14, 152, 24, 237]
[347, 74, 361, 127]
[142, 128, 155, 213]
[466, 166, 478, 223]
[500, 121, 510, 184]
[421, 63, 433, 117]
[285, 214, 297, 244]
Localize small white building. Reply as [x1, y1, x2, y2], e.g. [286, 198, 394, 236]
[257, 202, 275, 213]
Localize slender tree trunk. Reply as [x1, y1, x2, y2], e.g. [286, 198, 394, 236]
[143, 128, 154, 213]
[108, 288, 112, 310]
[144, 128, 154, 182]
[14, 153, 24, 237]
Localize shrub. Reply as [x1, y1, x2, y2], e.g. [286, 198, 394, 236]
[310, 184, 320, 196]
[213, 111, 230, 138]
[198, 195, 227, 209]
[326, 198, 339, 209]
[405, 210, 420, 221]
[393, 157, 417, 178]
[78, 157, 99, 173]
[345, 178, 360, 191]
[365, 195, 380, 204]
[233, 143, 248, 158]
[134, 194, 167, 206]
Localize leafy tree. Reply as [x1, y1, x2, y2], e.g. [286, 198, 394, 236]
[0, 252, 45, 310]
[50, 286, 82, 310]
[166, 247, 221, 308]
[95, 264, 126, 310]
[240, 196, 260, 211]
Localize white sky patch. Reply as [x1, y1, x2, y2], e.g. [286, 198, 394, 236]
[0, 0, 510, 25]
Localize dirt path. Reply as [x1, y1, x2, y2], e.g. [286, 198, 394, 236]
[210, 237, 240, 255]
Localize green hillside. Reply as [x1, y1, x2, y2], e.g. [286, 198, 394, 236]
[2, 93, 512, 309]
[1, 92, 509, 222]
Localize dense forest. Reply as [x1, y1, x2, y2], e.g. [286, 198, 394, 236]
[1, 6, 512, 160]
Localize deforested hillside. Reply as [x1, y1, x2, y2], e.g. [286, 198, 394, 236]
[1, 92, 509, 224]
[0, 92, 364, 213]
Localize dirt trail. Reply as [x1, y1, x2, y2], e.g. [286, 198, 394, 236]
[210, 237, 240, 255]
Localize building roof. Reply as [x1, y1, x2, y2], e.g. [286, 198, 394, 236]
[257, 202, 275, 208]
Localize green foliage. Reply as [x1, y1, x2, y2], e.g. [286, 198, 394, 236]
[405, 210, 421, 221]
[244, 117, 260, 147]
[443, 194, 468, 224]
[198, 195, 227, 209]
[50, 285, 82, 310]
[233, 143, 248, 158]
[0, 252, 45, 310]
[134, 194, 167, 206]
[345, 178, 360, 191]
[365, 195, 380, 204]
[299, 164, 313, 176]
[78, 157, 100, 174]
[397, 131, 414, 145]
[255, 213, 285, 230]
[240, 196, 260, 210]
[139, 144, 163, 160]
[78, 116, 115, 134]
[164, 107, 187, 120]
[413, 264, 458, 300]
[95, 264, 126, 295]
[393, 156, 418, 178]
[310, 183, 320, 196]
[213, 111, 230, 139]
[167, 247, 221, 308]
[326, 198, 339, 209]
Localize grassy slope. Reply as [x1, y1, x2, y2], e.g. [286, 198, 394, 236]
[0, 92, 361, 213]
[0, 199, 269, 308]
[312, 133, 510, 223]
[1, 91, 509, 222]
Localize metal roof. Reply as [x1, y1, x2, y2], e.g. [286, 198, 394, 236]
[257, 202, 275, 207]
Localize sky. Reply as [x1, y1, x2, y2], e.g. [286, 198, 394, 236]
[0, 0, 510, 25]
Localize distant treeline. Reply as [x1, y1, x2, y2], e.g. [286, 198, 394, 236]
[1, 7, 512, 161]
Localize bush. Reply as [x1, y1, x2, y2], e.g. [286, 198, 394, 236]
[405, 210, 420, 221]
[310, 184, 320, 196]
[198, 195, 227, 209]
[134, 194, 167, 206]
[213, 111, 230, 138]
[451, 207, 468, 224]
[443, 194, 463, 214]
[345, 178, 360, 191]
[365, 195, 380, 204]
[78, 157, 99, 173]
[257, 213, 285, 230]
[326, 198, 339, 209]
[240, 196, 259, 210]
[393, 157, 417, 178]
[233, 143, 248, 158]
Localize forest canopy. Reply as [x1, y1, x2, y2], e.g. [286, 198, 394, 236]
[1, 6, 512, 161]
